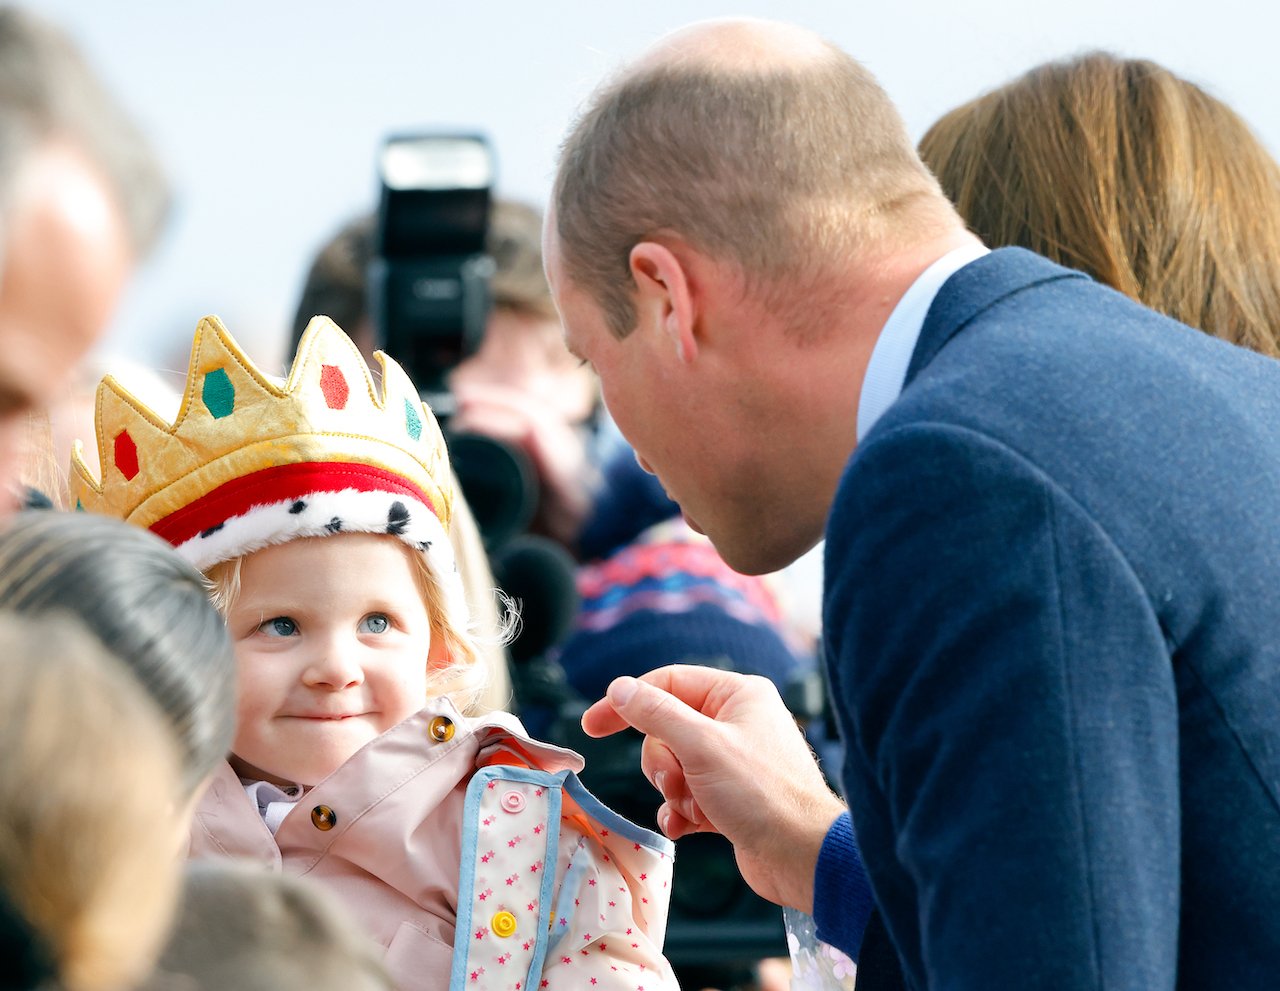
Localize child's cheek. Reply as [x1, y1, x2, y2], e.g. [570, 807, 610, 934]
[232, 649, 271, 726]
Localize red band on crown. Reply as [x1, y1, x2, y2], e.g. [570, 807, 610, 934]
[149, 461, 436, 548]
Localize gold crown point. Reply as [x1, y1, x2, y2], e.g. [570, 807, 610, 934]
[69, 314, 454, 534]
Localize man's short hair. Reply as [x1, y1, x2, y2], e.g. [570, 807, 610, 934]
[553, 42, 949, 337]
[0, 6, 170, 257]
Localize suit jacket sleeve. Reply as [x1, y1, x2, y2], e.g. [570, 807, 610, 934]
[823, 422, 1180, 990]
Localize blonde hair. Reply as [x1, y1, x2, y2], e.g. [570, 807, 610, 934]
[206, 530, 507, 717]
[448, 478, 515, 714]
[919, 52, 1280, 357]
[16, 410, 63, 507]
[0, 613, 182, 991]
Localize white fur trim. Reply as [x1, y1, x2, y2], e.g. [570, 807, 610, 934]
[174, 488, 468, 629]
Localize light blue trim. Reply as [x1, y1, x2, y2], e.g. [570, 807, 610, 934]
[514, 769, 562, 990]
[448, 766, 564, 991]
[563, 772, 676, 857]
[546, 855, 588, 956]
[448, 769, 490, 991]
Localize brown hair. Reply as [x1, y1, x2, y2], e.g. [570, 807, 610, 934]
[0, 613, 181, 991]
[290, 214, 376, 349]
[919, 52, 1280, 357]
[488, 199, 557, 321]
[553, 44, 953, 337]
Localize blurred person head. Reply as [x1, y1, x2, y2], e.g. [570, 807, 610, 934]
[140, 863, 393, 991]
[0, 5, 170, 510]
[291, 200, 599, 545]
[447, 199, 599, 544]
[546, 19, 964, 574]
[291, 213, 377, 363]
[0, 509, 236, 797]
[918, 52, 1280, 357]
[0, 612, 182, 991]
[449, 199, 596, 424]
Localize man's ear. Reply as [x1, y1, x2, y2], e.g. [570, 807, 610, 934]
[629, 241, 697, 363]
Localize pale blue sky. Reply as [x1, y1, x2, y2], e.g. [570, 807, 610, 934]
[39, 0, 1280, 373]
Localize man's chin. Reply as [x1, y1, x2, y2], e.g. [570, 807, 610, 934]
[710, 526, 820, 577]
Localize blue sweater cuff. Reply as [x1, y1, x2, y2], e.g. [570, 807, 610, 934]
[812, 810, 875, 960]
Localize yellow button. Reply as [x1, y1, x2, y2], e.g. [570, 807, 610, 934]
[491, 911, 517, 938]
[310, 805, 337, 831]
[428, 715, 455, 743]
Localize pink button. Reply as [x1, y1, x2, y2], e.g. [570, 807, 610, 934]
[501, 790, 526, 813]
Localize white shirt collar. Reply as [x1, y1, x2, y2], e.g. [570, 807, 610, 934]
[856, 243, 990, 442]
[242, 778, 302, 835]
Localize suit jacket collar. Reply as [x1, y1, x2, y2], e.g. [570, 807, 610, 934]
[903, 247, 1089, 388]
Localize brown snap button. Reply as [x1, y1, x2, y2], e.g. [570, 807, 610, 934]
[428, 715, 455, 743]
[310, 805, 337, 831]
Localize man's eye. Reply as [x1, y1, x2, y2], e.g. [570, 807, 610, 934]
[360, 614, 390, 635]
[259, 616, 298, 637]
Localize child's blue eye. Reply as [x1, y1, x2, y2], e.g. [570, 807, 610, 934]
[259, 616, 298, 637]
[360, 614, 390, 635]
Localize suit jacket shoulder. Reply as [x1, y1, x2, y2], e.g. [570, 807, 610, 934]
[823, 248, 1280, 990]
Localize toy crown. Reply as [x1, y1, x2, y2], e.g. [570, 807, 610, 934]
[70, 315, 457, 577]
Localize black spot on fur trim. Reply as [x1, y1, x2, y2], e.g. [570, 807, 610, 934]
[387, 501, 410, 535]
[325, 517, 343, 533]
[288, 500, 307, 515]
[200, 523, 224, 538]
[417, 540, 432, 552]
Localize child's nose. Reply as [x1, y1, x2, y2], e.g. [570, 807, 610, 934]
[301, 638, 365, 690]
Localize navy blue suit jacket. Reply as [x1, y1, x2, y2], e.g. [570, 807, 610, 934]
[820, 248, 1280, 988]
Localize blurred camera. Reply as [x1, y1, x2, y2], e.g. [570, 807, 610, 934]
[369, 133, 537, 549]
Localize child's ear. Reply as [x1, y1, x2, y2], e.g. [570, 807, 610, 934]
[427, 632, 452, 668]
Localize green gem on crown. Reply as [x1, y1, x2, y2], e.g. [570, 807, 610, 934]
[202, 367, 235, 419]
[404, 398, 423, 441]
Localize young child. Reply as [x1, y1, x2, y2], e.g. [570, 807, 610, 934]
[70, 315, 678, 991]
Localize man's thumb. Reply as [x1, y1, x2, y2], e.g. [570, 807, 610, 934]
[606, 676, 640, 708]
[605, 675, 705, 751]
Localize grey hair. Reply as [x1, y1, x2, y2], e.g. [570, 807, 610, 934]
[0, 510, 235, 795]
